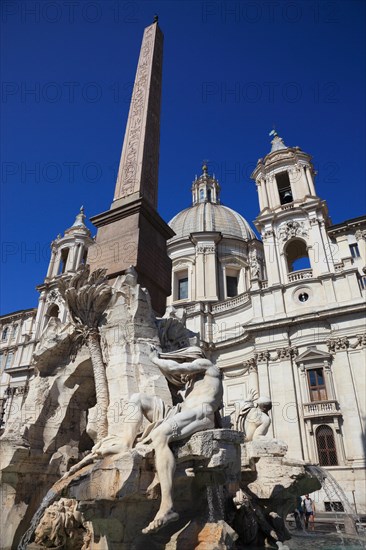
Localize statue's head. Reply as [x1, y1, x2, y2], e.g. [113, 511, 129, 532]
[257, 396, 272, 413]
[34, 506, 58, 544]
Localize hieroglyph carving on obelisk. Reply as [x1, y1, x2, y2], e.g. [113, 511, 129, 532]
[113, 21, 163, 210]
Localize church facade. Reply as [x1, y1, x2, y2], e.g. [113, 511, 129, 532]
[166, 134, 366, 514]
[1, 20, 365, 515]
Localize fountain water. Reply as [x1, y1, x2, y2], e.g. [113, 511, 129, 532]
[3, 267, 362, 549]
[16, 463, 93, 550]
[280, 465, 366, 550]
[307, 465, 363, 540]
[17, 489, 58, 550]
[206, 483, 225, 522]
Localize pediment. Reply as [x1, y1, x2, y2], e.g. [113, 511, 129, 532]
[295, 347, 331, 363]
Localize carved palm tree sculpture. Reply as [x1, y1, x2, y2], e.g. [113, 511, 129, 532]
[57, 266, 113, 440]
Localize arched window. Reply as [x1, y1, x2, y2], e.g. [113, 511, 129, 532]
[285, 239, 311, 272]
[48, 305, 59, 318]
[2, 327, 9, 341]
[43, 304, 60, 329]
[199, 189, 205, 202]
[316, 425, 338, 466]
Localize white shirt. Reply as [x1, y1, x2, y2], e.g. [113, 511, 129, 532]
[304, 498, 313, 513]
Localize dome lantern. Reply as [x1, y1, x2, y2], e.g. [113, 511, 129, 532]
[191, 162, 221, 206]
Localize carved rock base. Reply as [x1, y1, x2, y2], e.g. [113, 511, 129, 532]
[166, 520, 238, 549]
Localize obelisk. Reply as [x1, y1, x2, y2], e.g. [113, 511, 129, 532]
[88, 19, 174, 314]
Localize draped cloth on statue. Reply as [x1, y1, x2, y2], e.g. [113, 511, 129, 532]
[137, 399, 182, 444]
[136, 346, 208, 444]
[158, 346, 206, 389]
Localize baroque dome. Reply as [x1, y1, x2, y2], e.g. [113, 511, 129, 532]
[169, 202, 255, 241]
[168, 164, 256, 241]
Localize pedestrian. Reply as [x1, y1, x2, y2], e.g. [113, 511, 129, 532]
[294, 496, 304, 530]
[303, 494, 315, 531]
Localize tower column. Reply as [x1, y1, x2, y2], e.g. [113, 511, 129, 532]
[46, 248, 57, 278]
[262, 178, 270, 208]
[256, 179, 268, 210]
[263, 230, 281, 285]
[267, 175, 281, 208]
[305, 166, 316, 195]
[76, 244, 84, 268]
[53, 250, 62, 277]
[191, 233, 221, 302]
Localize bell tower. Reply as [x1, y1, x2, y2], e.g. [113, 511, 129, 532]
[252, 132, 335, 288]
[35, 207, 94, 336]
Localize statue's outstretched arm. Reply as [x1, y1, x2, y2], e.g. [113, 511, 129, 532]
[150, 348, 211, 376]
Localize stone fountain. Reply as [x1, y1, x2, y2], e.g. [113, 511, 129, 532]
[0, 19, 324, 550]
[0, 266, 321, 550]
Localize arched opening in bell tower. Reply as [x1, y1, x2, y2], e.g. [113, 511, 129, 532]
[285, 239, 311, 272]
[275, 171, 293, 204]
[58, 248, 69, 275]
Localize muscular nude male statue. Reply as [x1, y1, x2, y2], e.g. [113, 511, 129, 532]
[62, 346, 223, 535]
[124, 346, 223, 534]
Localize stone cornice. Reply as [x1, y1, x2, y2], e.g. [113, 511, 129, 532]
[223, 346, 300, 372]
[245, 301, 366, 333]
[255, 198, 328, 229]
[90, 197, 175, 240]
[355, 229, 366, 241]
[252, 346, 298, 362]
[251, 147, 313, 179]
[0, 309, 37, 324]
[327, 215, 366, 236]
[327, 334, 366, 352]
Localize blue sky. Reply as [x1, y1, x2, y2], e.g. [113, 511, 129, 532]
[1, 0, 365, 314]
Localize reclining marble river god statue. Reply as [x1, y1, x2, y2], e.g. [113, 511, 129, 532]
[62, 344, 224, 535]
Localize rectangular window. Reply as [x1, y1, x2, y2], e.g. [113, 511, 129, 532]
[11, 324, 18, 340]
[324, 502, 344, 512]
[349, 243, 360, 258]
[307, 368, 327, 401]
[226, 276, 238, 297]
[359, 276, 366, 290]
[5, 352, 14, 369]
[275, 171, 293, 205]
[178, 277, 188, 300]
